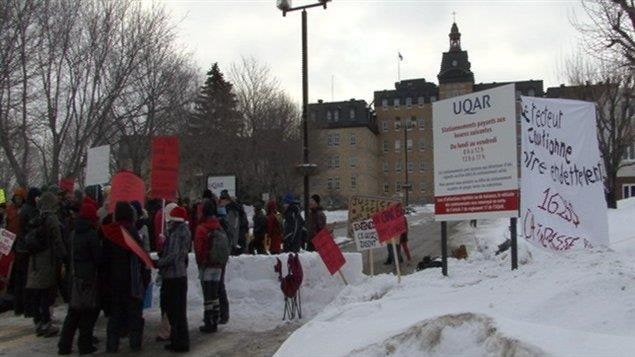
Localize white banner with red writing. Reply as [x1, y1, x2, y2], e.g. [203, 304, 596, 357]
[520, 96, 608, 251]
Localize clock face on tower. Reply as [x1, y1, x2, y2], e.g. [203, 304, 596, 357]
[452, 60, 458, 67]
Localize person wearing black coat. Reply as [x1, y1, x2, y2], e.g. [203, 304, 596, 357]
[58, 197, 101, 355]
[282, 193, 306, 253]
[249, 201, 267, 255]
[103, 202, 149, 353]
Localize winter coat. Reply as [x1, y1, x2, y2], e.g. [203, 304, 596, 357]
[194, 217, 224, 269]
[283, 204, 306, 253]
[253, 210, 267, 240]
[102, 221, 148, 300]
[308, 206, 327, 240]
[157, 221, 191, 279]
[225, 202, 248, 250]
[26, 192, 67, 290]
[71, 217, 102, 281]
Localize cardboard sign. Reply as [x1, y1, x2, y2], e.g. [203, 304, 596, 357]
[0, 189, 5, 204]
[59, 177, 75, 193]
[108, 171, 145, 213]
[433, 84, 519, 221]
[312, 229, 346, 275]
[0, 229, 17, 256]
[85, 145, 111, 186]
[352, 219, 381, 251]
[347, 195, 400, 237]
[520, 96, 609, 251]
[372, 203, 407, 244]
[102, 223, 155, 269]
[150, 136, 179, 201]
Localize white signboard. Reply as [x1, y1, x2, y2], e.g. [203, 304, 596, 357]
[352, 219, 381, 251]
[0, 229, 16, 256]
[207, 175, 236, 198]
[433, 84, 519, 221]
[85, 145, 111, 186]
[520, 96, 608, 251]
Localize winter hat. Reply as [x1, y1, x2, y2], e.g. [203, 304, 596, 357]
[220, 189, 231, 200]
[164, 202, 178, 217]
[311, 194, 321, 205]
[13, 187, 27, 199]
[168, 206, 188, 222]
[283, 192, 296, 205]
[79, 197, 98, 223]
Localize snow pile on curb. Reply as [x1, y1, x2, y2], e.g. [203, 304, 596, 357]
[150, 252, 363, 332]
[275, 199, 635, 356]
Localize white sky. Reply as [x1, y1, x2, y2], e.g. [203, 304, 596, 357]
[153, 0, 586, 105]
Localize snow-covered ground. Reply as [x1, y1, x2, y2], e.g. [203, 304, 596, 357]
[275, 198, 635, 356]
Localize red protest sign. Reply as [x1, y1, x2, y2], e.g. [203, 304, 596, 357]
[150, 136, 179, 201]
[372, 203, 407, 244]
[312, 229, 346, 275]
[101, 223, 155, 269]
[108, 171, 145, 213]
[59, 177, 75, 193]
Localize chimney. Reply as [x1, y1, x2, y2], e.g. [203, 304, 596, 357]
[318, 99, 323, 104]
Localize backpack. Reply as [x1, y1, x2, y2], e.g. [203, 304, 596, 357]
[207, 228, 231, 266]
[23, 212, 49, 255]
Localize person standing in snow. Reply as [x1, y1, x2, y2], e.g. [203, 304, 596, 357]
[249, 201, 267, 254]
[265, 199, 283, 254]
[219, 190, 249, 256]
[194, 200, 230, 333]
[156, 206, 191, 352]
[306, 194, 327, 251]
[5, 187, 27, 314]
[282, 193, 306, 253]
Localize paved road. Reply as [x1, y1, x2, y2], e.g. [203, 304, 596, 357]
[338, 209, 451, 276]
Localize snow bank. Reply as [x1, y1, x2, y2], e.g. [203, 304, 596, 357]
[149, 252, 363, 332]
[275, 199, 635, 356]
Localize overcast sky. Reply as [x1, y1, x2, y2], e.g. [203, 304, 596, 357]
[154, 0, 586, 105]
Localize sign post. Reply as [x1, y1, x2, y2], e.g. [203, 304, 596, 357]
[520, 97, 608, 252]
[433, 84, 519, 273]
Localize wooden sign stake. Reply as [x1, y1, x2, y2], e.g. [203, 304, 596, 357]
[392, 238, 402, 284]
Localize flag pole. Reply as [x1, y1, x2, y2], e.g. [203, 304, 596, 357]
[397, 52, 401, 82]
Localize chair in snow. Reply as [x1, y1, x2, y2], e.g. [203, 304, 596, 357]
[274, 253, 303, 320]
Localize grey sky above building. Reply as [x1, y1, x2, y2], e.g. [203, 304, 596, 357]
[152, 0, 585, 105]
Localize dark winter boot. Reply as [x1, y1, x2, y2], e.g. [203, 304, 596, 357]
[40, 322, 59, 338]
[199, 309, 217, 333]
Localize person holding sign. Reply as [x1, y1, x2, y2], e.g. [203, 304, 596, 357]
[306, 194, 327, 252]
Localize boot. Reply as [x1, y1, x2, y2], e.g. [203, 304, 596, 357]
[39, 322, 59, 338]
[199, 310, 216, 333]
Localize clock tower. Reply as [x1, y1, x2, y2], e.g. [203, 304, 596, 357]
[437, 22, 474, 99]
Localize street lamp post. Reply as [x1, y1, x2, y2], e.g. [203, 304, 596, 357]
[277, 0, 330, 227]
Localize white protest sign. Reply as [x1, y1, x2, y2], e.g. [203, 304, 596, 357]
[352, 219, 381, 251]
[520, 96, 608, 251]
[85, 145, 111, 186]
[0, 229, 16, 256]
[207, 175, 236, 198]
[433, 84, 519, 221]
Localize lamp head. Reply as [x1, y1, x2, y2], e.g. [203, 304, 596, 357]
[277, 0, 292, 11]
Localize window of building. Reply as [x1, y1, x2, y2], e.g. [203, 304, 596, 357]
[334, 177, 340, 190]
[409, 116, 416, 130]
[407, 161, 413, 173]
[327, 134, 332, 147]
[394, 98, 400, 108]
[396, 181, 402, 192]
[418, 116, 425, 130]
[418, 96, 425, 106]
[383, 183, 389, 194]
[383, 140, 389, 153]
[382, 121, 388, 132]
[395, 161, 402, 172]
[623, 184, 635, 199]
[326, 110, 332, 122]
[419, 138, 425, 151]
[334, 155, 340, 168]
[333, 133, 340, 146]
[420, 182, 427, 193]
[395, 117, 401, 131]
[383, 162, 388, 173]
[350, 176, 357, 190]
[419, 161, 426, 172]
[623, 143, 635, 161]
[327, 178, 333, 190]
[350, 133, 357, 146]
[382, 98, 388, 109]
[405, 97, 412, 107]
[350, 157, 357, 168]
[395, 139, 401, 152]
[334, 109, 340, 122]
[350, 108, 356, 120]
[407, 139, 413, 151]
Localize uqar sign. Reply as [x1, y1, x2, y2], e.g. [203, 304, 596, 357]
[207, 175, 236, 198]
[433, 84, 519, 221]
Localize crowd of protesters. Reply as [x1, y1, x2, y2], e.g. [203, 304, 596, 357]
[0, 183, 329, 354]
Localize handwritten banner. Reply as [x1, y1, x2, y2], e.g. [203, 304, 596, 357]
[520, 96, 609, 251]
[348, 195, 400, 237]
[312, 229, 346, 275]
[150, 136, 179, 201]
[85, 145, 111, 186]
[372, 203, 407, 244]
[351, 219, 381, 251]
[0, 229, 17, 256]
[108, 171, 145, 213]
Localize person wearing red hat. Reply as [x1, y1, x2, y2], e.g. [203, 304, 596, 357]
[58, 197, 101, 355]
[156, 205, 191, 352]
